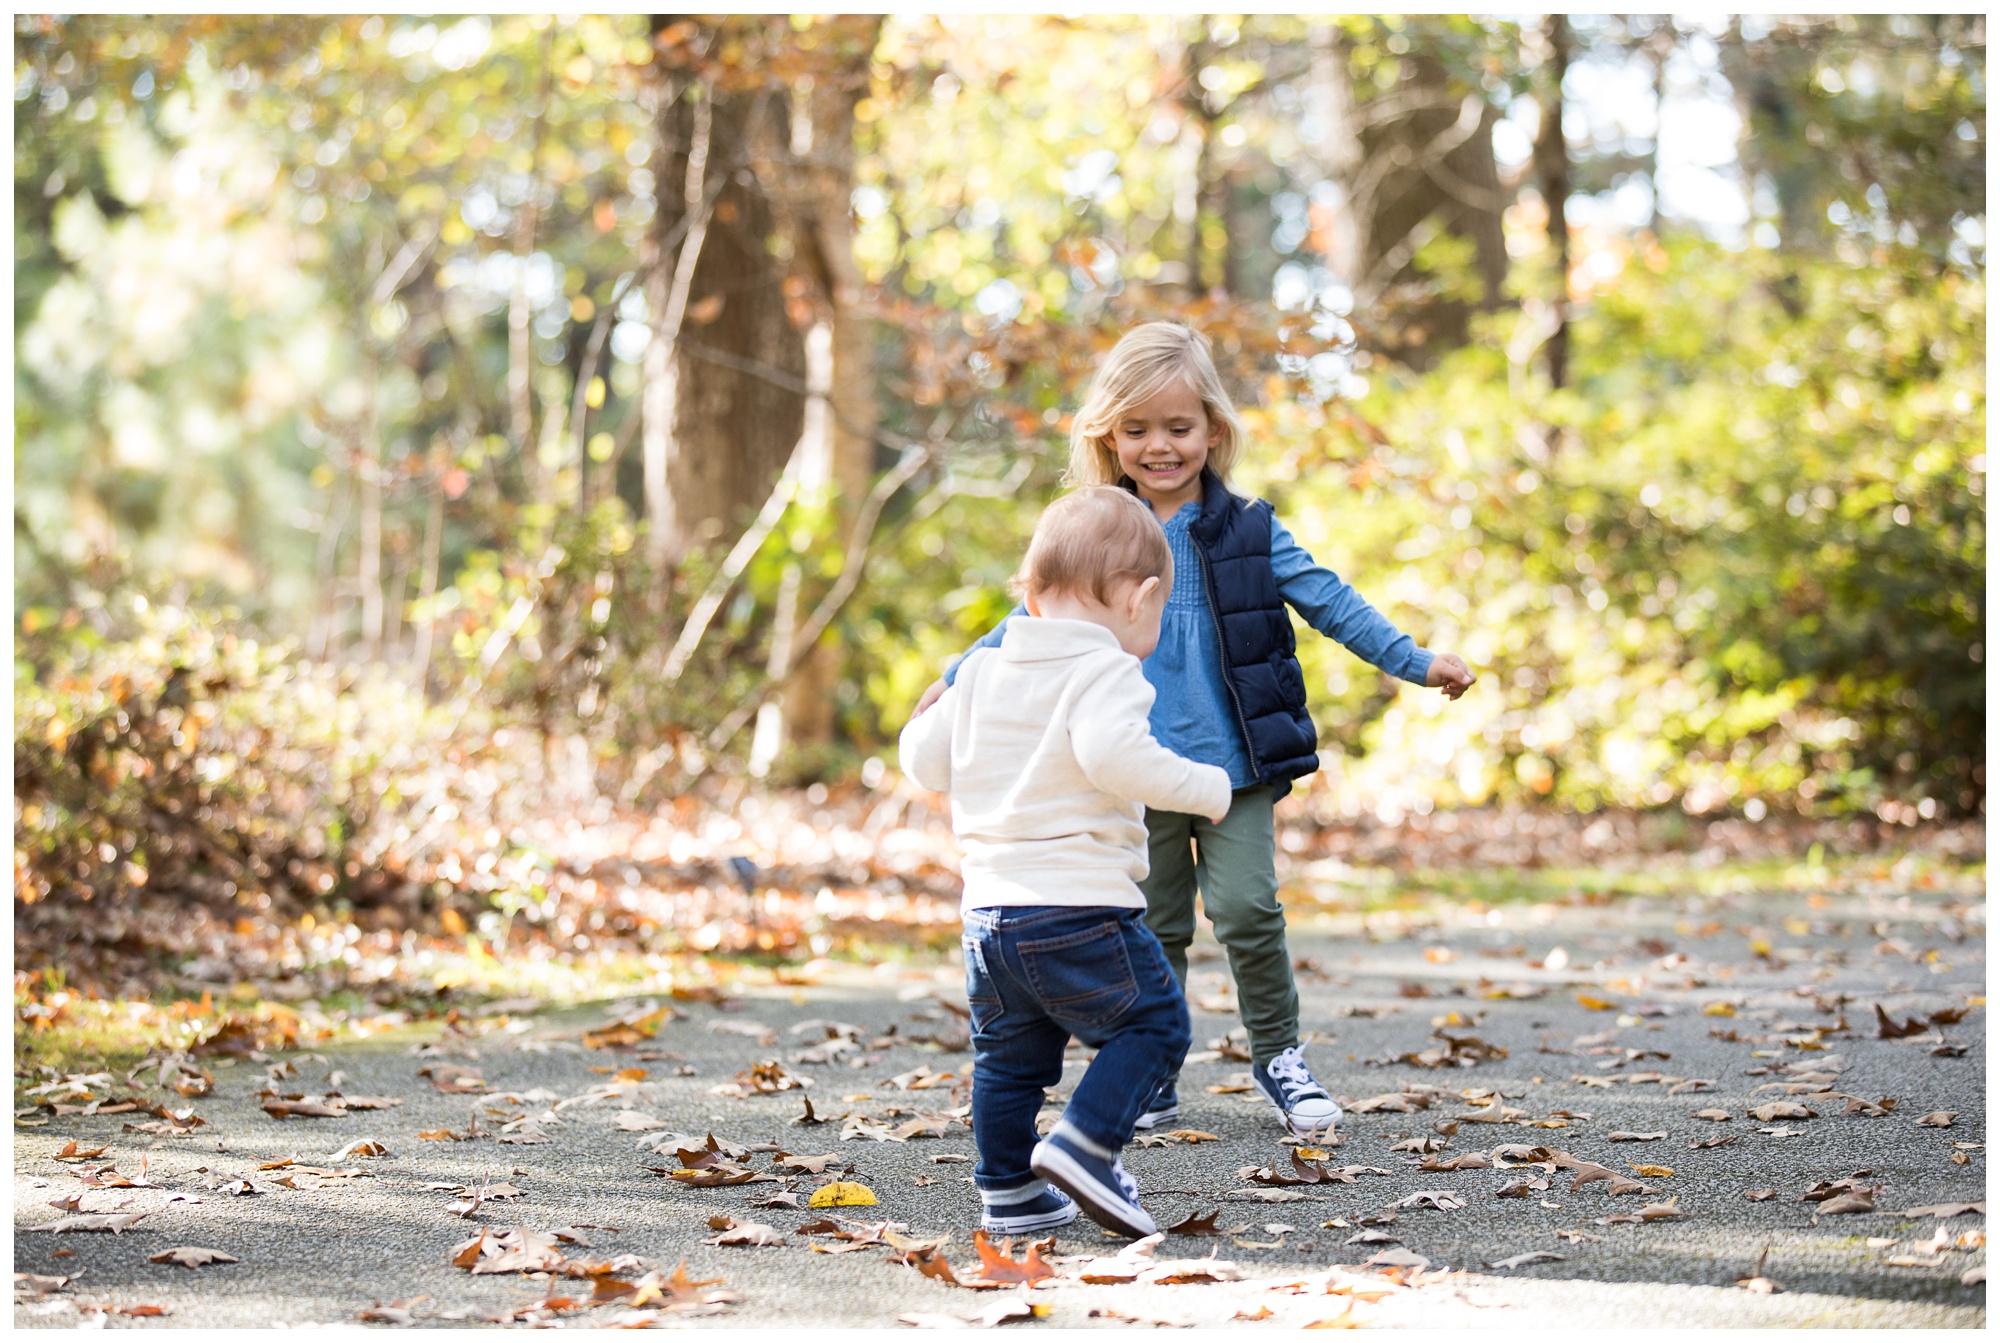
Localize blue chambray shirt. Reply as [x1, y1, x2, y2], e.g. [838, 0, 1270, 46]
[942, 500, 1435, 791]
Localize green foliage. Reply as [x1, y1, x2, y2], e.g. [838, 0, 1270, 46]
[1229, 237, 1983, 818]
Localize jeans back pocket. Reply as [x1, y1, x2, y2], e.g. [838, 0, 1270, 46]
[962, 935, 1004, 1033]
[1017, 920, 1139, 1030]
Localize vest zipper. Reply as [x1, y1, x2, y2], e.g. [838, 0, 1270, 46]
[1192, 535, 1263, 783]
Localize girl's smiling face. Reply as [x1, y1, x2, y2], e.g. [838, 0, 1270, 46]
[1113, 379, 1218, 516]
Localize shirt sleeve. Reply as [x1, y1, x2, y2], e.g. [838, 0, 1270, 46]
[1270, 515, 1434, 685]
[897, 676, 959, 794]
[940, 604, 1023, 687]
[1067, 655, 1234, 820]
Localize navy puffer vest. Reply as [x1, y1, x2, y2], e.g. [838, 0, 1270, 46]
[1128, 467, 1320, 793]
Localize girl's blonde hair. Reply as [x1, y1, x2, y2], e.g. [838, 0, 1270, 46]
[1065, 321, 1245, 489]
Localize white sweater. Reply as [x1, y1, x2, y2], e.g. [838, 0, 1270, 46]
[897, 617, 1233, 911]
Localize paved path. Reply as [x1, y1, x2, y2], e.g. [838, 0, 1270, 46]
[15, 888, 1984, 1328]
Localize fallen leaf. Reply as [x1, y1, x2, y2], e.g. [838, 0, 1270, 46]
[1348, 1092, 1427, 1114]
[330, 1139, 389, 1159]
[1165, 1210, 1246, 1237]
[958, 1229, 1056, 1287]
[701, 1219, 786, 1247]
[31, 1213, 150, 1234]
[1748, 1103, 1816, 1122]
[808, 1181, 878, 1208]
[78, 1302, 170, 1317]
[417, 1063, 489, 1093]
[1576, 993, 1619, 1011]
[148, 1247, 239, 1267]
[356, 1297, 426, 1324]
[1631, 1165, 1676, 1178]
[1738, 1276, 1783, 1294]
[1874, 1005, 1928, 1039]
[1883, 1201, 1984, 1219]
[332, 1095, 402, 1110]
[1607, 1131, 1668, 1142]
[1165, 1129, 1221, 1143]
[53, 1142, 108, 1162]
[1567, 1161, 1621, 1191]
[1395, 1190, 1467, 1211]
[1497, 1176, 1551, 1198]
[1364, 1247, 1430, 1269]
[1915, 1111, 1959, 1128]
[1486, 1250, 1565, 1270]
[261, 1098, 346, 1119]
[1744, 1189, 1777, 1201]
[1691, 1110, 1732, 1122]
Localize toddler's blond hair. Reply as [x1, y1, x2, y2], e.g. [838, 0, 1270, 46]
[1065, 321, 1245, 488]
[1015, 487, 1173, 606]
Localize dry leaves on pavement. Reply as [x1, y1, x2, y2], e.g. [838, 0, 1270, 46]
[148, 1247, 238, 1267]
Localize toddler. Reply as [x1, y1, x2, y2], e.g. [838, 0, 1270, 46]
[899, 486, 1231, 1240]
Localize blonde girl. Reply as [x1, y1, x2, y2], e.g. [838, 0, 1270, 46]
[919, 321, 1474, 1135]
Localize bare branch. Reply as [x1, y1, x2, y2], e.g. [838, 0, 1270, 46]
[701, 430, 947, 757]
[660, 444, 804, 685]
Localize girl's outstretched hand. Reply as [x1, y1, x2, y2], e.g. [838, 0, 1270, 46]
[1426, 653, 1476, 700]
[912, 677, 949, 717]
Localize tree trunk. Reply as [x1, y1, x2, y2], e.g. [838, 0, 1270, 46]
[1534, 14, 1572, 389]
[1308, 22, 1366, 289]
[509, 31, 555, 501]
[644, 15, 806, 568]
[358, 351, 384, 658]
[777, 16, 880, 752]
[413, 463, 444, 693]
[1316, 32, 1509, 369]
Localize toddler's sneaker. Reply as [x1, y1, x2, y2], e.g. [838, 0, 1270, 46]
[1131, 1078, 1180, 1132]
[1031, 1122, 1156, 1239]
[1251, 1045, 1343, 1137]
[979, 1180, 1078, 1235]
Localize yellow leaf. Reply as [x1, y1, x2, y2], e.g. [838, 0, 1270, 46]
[1632, 1164, 1675, 1178]
[808, 1181, 877, 1208]
[1576, 992, 1618, 1011]
[1703, 1002, 1736, 1017]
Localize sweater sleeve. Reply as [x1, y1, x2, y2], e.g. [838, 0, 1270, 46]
[1270, 514, 1434, 685]
[1067, 655, 1234, 820]
[897, 677, 959, 794]
[940, 604, 1023, 687]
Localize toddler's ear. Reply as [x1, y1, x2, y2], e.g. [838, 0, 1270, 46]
[1126, 575, 1161, 616]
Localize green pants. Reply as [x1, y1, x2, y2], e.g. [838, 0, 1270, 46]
[1140, 784, 1298, 1070]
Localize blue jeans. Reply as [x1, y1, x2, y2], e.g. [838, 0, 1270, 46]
[961, 905, 1191, 1193]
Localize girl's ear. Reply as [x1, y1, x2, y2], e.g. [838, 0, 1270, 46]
[1024, 590, 1044, 617]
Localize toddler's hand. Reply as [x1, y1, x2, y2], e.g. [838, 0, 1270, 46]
[912, 677, 948, 717]
[1426, 653, 1475, 700]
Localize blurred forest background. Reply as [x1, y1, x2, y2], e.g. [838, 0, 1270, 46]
[12, 14, 1986, 999]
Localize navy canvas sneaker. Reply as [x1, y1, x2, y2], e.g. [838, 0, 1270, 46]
[1250, 1045, 1343, 1136]
[1131, 1078, 1180, 1132]
[979, 1181, 1079, 1235]
[1030, 1123, 1156, 1239]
